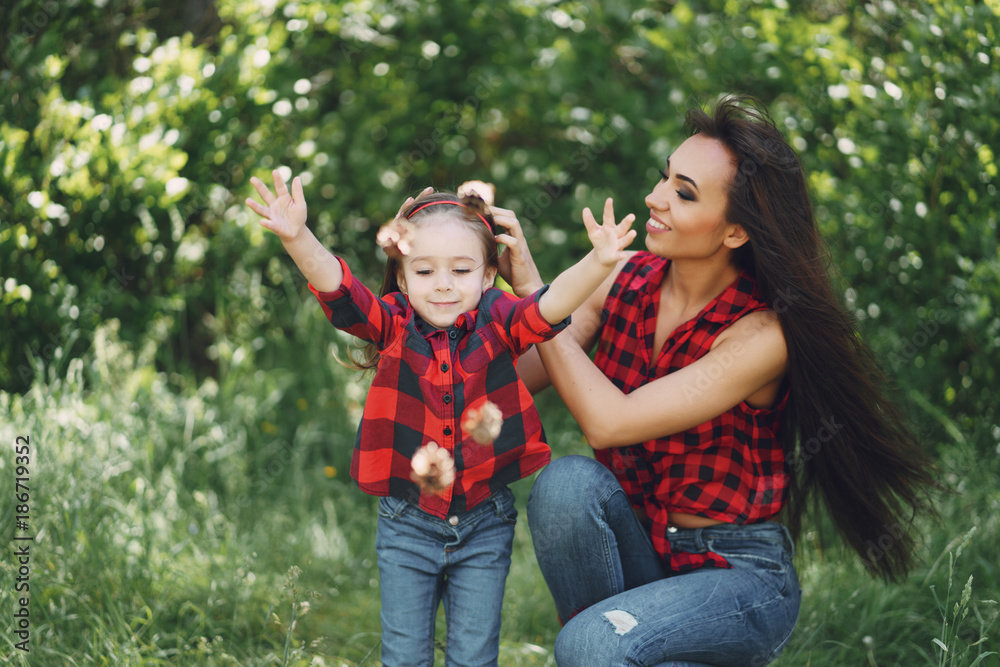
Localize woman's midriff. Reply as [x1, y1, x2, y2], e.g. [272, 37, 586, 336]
[633, 507, 725, 529]
[668, 512, 726, 528]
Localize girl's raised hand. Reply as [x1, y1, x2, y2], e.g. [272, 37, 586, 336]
[583, 198, 636, 266]
[246, 170, 308, 242]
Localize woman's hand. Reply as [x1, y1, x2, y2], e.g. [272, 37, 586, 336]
[492, 206, 544, 298]
[377, 187, 433, 258]
[246, 170, 308, 242]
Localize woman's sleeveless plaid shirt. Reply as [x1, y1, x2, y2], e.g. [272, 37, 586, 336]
[593, 252, 790, 574]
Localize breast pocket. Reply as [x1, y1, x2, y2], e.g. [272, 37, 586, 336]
[459, 328, 505, 374]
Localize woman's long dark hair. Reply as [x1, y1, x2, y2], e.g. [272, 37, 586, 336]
[344, 190, 498, 371]
[686, 95, 937, 581]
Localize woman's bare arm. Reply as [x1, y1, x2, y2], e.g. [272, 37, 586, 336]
[516, 255, 630, 394]
[536, 309, 788, 448]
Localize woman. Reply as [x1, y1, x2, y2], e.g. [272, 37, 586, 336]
[498, 95, 937, 666]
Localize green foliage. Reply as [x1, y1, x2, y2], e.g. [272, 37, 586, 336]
[1, 0, 999, 663]
[1, 326, 997, 664]
[928, 527, 999, 666]
[2, 1, 997, 454]
[0, 321, 370, 664]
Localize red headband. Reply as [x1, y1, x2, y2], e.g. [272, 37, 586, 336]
[406, 200, 493, 231]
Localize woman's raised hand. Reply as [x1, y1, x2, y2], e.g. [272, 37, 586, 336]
[246, 170, 308, 243]
[583, 198, 636, 266]
[377, 186, 434, 258]
[492, 206, 544, 298]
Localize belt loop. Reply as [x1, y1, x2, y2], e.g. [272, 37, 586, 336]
[490, 490, 506, 516]
[693, 526, 706, 552]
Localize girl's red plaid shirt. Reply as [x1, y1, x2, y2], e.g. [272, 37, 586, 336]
[309, 256, 568, 518]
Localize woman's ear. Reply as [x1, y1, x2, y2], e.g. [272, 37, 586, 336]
[723, 224, 749, 249]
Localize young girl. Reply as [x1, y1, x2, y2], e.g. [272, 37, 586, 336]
[245, 171, 635, 666]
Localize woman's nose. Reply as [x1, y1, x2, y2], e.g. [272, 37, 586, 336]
[645, 182, 667, 210]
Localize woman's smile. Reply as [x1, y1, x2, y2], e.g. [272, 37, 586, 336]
[647, 213, 671, 232]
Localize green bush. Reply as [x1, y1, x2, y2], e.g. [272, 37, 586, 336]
[1, 1, 998, 661]
[3, 1, 996, 455]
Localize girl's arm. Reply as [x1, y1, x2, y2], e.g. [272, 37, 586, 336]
[515, 260, 624, 394]
[537, 198, 636, 325]
[536, 309, 789, 448]
[492, 201, 629, 394]
[246, 171, 343, 292]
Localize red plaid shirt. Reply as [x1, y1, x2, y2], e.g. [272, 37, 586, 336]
[310, 257, 566, 519]
[593, 252, 789, 574]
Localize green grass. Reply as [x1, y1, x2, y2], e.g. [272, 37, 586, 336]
[1, 321, 997, 665]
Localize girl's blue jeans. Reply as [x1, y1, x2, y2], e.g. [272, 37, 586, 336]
[526, 455, 801, 667]
[375, 487, 517, 667]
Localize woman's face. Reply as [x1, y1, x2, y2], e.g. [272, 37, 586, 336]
[643, 133, 746, 260]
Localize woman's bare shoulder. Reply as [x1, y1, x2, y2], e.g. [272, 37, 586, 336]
[714, 309, 788, 359]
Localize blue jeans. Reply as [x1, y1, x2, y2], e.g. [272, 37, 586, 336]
[527, 456, 801, 667]
[376, 487, 517, 666]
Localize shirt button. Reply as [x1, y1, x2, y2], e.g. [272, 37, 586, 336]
[443, 426, 452, 436]
[443, 394, 452, 404]
[448, 515, 459, 526]
[441, 363, 449, 372]
[449, 330, 458, 339]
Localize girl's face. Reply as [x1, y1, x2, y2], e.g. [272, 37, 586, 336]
[396, 215, 497, 329]
[643, 133, 747, 260]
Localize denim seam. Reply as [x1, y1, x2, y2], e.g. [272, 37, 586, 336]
[764, 608, 799, 664]
[596, 485, 634, 597]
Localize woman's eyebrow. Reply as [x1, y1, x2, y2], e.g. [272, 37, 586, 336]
[667, 157, 700, 192]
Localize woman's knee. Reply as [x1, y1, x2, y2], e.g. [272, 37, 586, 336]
[554, 611, 628, 667]
[527, 455, 611, 519]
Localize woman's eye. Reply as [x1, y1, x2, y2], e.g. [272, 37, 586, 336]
[677, 190, 695, 202]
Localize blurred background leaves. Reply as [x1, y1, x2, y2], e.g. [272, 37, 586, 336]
[2, 0, 996, 453]
[1, 0, 998, 663]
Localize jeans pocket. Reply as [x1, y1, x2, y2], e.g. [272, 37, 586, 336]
[377, 495, 411, 520]
[707, 538, 792, 594]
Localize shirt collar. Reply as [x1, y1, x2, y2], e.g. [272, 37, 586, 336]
[412, 308, 479, 337]
[699, 269, 763, 323]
